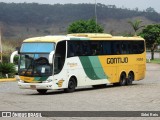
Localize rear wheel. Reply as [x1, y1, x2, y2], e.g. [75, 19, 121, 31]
[127, 72, 134, 85]
[64, 78, 76, 93]
[114, 72, 126, 86]
[119, 73, 127, 86]
[37, 89, 47, 94]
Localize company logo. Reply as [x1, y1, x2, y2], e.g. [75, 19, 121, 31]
[107, 57, 128, 64]
[1, 112, 42, 118]
[56, 80, 65, 87]
[2, 112, 11, 117]
[67, 62, 78, 67]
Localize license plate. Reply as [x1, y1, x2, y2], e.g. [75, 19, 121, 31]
[30, 85, 36, 89]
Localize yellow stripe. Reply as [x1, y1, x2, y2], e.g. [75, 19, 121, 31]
[0, 78, 16, 82]
[20, 76, 35, 83]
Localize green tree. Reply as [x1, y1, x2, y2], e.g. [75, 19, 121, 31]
[0, 63, 16, 78]
[146, 7, 156, 13]
[128, 20, 144, 36]
[140, 24, 160, 60]
[67, 19, 104, 33]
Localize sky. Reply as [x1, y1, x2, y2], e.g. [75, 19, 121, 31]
[0, 0, 160, 13]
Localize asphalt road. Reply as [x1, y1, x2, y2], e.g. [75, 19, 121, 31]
[0, 63, 160, 120]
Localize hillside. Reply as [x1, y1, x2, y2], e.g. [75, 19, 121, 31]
[0, 3, 160, 40]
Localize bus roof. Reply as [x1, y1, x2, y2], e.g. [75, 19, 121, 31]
[23, 33, 144, 43]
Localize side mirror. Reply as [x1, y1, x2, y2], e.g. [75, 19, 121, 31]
[16, 47, 20, 54]
[10, 51, 18, 63]
[49, 51, 55, 64]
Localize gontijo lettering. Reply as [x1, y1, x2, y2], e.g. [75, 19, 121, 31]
[107, 57, 128, 64]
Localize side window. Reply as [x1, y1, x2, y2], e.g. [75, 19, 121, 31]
[128, 42, 132, 54]
[67, 40, 144, 56]
[67, 41, 84, 57]
[121, 42, 128, 54]
[90, 41, 102, 55]
[137, 41, 145, 54]
[129, 41, 145, 54]
[68, 42, 75, 57]
[112, 42, 121, 55]
[132, 41, 138, 54]
[54, 41, 66, 74]
[81, 41, 90, 56]
[74, 42, 82, 56]
[102, 41, 111, 55]
[68, 41, 90, 57]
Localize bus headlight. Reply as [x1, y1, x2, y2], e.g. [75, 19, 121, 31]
[42, 79, 52, 83]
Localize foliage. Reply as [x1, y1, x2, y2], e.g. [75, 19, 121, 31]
[2, 54, 10, 63]
[0, 3, 160, 25]
[0, 39, 19, 78]
[67, 19, 104, 33]
[140, 24, 160, 60]
[14, 56, 19, 65]
[0, 3, 160, 39]
[1, 40, 20, 62]
[146, 7, 156, 13]
[0, 63, 16, 78]
[128, 20, 144, 36]
[146, 58, 160, 64]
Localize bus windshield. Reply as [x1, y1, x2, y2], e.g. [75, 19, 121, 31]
[21, 43, 55, 53]
[19, 54, 53, 77]
[19, 43, 55, 77]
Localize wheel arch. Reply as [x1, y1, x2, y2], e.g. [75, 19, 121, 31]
[68, 75, 78, 87]
[120, 71, 127, 78]
[128, 71, 135, 81]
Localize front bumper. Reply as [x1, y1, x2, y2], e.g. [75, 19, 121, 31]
[18, 81, 54, 90]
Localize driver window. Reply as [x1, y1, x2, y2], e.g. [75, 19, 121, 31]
[54, 41, 66, 74]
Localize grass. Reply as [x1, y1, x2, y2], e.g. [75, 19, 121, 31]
[146, 58, 160, 64]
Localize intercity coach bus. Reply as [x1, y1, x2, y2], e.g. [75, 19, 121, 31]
[10, 33, 146, 94]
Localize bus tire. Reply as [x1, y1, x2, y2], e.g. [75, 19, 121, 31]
[37, 89, 47, 94]
[118, 72, 127, 86]
[127, 72, 134, 85]
[64, 77, 76, 93]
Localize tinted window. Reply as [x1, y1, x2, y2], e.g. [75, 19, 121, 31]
[102, 41, 112, 55]
[90, 41, 103, 55]
[54, 41, 66, 74]
[67, 40, 145, 57]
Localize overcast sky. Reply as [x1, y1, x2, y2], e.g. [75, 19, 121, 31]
[0, 0, 160, 13]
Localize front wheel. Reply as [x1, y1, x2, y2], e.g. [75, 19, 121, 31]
[37, 89, 47, 94]
[64, 78, 76, 93]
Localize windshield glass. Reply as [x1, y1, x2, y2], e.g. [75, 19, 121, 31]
[21, 43, 55, 53]
[19, 54, 52, 77]
[19, 42, 55, 77]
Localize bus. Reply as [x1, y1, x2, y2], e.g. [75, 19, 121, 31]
[10, 33, 146, 94]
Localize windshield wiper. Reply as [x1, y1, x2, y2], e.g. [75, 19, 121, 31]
[23, 60, 34, 76]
